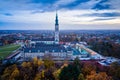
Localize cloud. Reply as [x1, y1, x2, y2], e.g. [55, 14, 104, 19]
[74, 0, 102, 9]
[104, 0, 120, 9]
[30, 0, 57, 4]
[0, 0, 119, 13]
[0, 0, 29, 10]
[92, 0, 110, 10]
[0, 11, 13, 16]
[0, 0, 111, 12]
[83, 12, 120, 17]
[93, 0, 120, 10]
[0, 0, 120, 30]
[92, 17, 116, 21]
[66, 0, 90, 7]
[31, 10, 45, 14]
[53, 0, 76, 9]
[3, 13, 13, 16]
[0, 0, 77, 12]
[35, 0, 78, 12]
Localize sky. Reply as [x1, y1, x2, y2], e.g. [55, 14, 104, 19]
[0, 0, 120, 30]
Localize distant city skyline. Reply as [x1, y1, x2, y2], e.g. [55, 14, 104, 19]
[0, 0, 120, 30]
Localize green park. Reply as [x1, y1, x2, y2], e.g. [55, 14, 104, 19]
[0, 44, 20, 59]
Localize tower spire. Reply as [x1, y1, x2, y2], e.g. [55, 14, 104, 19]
[55, 10, 59, 26]
[55, 11, 59, 44]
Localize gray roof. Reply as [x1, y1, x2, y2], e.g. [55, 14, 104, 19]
[23, 43, 68, 53]
[31, 38, 54, 41]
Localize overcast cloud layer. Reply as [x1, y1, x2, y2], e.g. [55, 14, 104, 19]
[0, 0, 120, 30]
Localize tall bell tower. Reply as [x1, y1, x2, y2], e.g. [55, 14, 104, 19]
[55, 11, 59, 44]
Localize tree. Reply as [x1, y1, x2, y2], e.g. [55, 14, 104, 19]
[86, 70, 96, 80]
[96, 72, 113, 80]
[44, 59, 54, 69]
[59, 66, 71, 80]
[115, 67, 120, 79]
[53, 69, 61, 80]
[33, 57, 38, 66]
[73, 57, 80, 66]
[34, 70, 45, 80]
[9, 68, 20, 80]
[110, 62, 120, 79]
[34, 72, 41, 80]
[78, 73, 85, 80]
[86, 71, 113, 80]
[1, 64, 17, 80]
[21, 62, 27, 67]
[59, 58, 81, 80]
[82, 63, 96, 77]
[37, 59, 43, 67]
[44, 69, 55, 80]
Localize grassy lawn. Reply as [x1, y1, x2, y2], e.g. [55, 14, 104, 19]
[0, 44, 21, 59]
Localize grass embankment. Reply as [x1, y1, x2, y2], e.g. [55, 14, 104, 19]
[0, 44, 20, 59]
